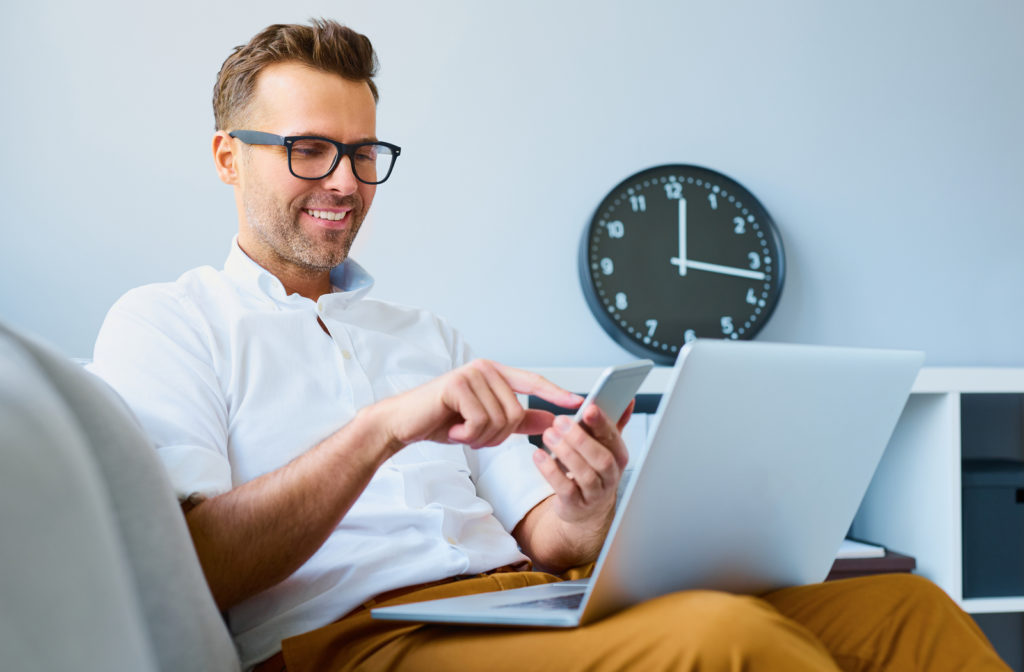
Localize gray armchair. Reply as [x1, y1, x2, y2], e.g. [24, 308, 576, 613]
[0, 322, 241, 672]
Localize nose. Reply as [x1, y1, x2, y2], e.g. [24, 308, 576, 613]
[320, 155, 360, 194]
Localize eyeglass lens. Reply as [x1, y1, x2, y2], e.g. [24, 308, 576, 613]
[290, 139, 395, 183]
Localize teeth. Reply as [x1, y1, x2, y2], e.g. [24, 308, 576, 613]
[306, 209, 347, 221]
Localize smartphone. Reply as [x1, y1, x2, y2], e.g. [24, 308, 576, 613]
[572, 359, 655, 426]
[543, 360, 653, 469]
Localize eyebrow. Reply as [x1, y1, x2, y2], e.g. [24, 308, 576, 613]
[291, 131, 379, 144]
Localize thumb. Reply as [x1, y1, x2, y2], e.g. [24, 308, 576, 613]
[514, 409, 557, 436]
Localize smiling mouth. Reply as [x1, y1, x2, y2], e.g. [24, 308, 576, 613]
[304, 208, 349, 222]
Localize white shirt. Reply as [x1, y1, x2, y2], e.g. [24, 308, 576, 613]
[90, 239, 554, 669]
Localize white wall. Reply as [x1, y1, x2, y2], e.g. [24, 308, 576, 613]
[2, 0, 1022, 365]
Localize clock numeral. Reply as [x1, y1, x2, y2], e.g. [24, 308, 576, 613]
[630, 195, 646, 212]
[721, 316, 734, 336]
[733, 216, 746, 234]
[746, 288, 758, 305]
[748, 252, 761, 270]
[708, 193, 718, 210]
[607, 220, 625, 239]
[615, 292, 629, 311]
[600, 257, 614, 276]
[684, 329, 697, 344]
[664, 182, 683, 200]
[645, 319, 658, 338]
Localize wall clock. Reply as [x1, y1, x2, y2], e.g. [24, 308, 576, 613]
[578, 164, 785, 366]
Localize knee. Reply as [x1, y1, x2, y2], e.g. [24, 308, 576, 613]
[630, 590, 823, 664]
[854, 572, 954, 610]
[656, 590, 778, 638]
[871, 572, 965, 622]
[874, 571, 943, 596]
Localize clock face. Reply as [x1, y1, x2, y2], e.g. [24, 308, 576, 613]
[579, 164, 785, 365]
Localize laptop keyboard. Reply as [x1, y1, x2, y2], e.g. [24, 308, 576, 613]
[495, 592, 584, 611]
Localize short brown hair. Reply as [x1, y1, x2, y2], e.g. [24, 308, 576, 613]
[212, 18, 379, 131]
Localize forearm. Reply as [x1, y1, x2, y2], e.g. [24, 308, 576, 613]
[184, 360, 580, 610]
[186, 405, 399, 611]
[513, 495, 615, 574]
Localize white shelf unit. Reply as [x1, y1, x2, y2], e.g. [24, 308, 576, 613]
[530, 366, 1024, 614]
[853, 367, 1024, 614]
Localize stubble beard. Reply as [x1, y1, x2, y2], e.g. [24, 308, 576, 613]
[245, 192, 365, 273]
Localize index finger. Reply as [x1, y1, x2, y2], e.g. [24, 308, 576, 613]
[493, 362, 584, 410]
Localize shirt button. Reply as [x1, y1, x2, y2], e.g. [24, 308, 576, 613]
[446, 537, 457, 546]
[341, 350, 353, 360]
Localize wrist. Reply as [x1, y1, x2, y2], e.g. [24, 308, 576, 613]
[352, 401, 406, 460]
[556, 501, 615, 561]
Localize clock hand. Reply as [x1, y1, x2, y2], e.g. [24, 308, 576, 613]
[686, 259, 766, 281]
[669, 197, 687, 276]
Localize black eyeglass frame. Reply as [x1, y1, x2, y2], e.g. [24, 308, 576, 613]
[228, 130, 401, 185]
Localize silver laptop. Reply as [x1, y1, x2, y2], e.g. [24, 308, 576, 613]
[371, 340, 924, 627]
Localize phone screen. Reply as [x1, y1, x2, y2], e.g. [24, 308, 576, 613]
[572, 360, 654, 425]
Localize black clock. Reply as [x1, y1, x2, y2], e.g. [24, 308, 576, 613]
[578, 164, 785, 365]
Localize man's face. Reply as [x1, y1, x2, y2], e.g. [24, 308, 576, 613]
[231, 61, 378, 275]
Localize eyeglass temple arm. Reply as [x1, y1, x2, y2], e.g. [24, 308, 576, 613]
[228, 130, 285, 146]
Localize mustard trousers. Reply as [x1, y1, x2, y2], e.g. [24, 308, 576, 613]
[271, 572, 1008, 672]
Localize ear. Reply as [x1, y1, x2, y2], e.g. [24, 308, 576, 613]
[212, 131, 240, 185]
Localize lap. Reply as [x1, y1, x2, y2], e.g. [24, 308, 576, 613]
[281, 572, 832, 672]
[279, 572, 1006, 672]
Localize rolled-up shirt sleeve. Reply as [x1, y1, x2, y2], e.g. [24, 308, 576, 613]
[471, 437, 554, 531]
[89, 284, 232, 498]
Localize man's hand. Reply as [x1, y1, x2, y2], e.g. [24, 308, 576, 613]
[536, 403, 632, 523]
[514, 402, 635, 572]
[373, 359, 583, 453]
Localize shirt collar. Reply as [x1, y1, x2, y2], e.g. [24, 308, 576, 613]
[223, 236, 375, 309]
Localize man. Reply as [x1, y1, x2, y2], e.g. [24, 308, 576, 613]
[91, 19, 1008, 672]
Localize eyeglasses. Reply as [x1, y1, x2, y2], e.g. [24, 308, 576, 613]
[228, 130, 401, 185]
